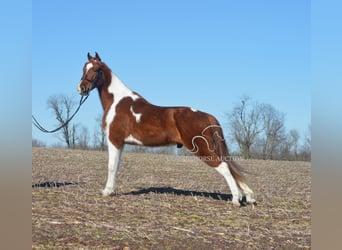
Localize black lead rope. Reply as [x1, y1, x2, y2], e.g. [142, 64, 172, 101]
[32, 95, 89, 133]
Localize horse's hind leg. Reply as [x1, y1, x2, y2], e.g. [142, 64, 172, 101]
[178, 120, 246, 206]
[196, 151, 258, 205]
[216, 162, 256, 205]
[215, 161, 243, 206]
[179, 141, 239, 205]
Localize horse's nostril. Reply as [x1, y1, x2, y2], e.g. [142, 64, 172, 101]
[81, 86, 86, 93]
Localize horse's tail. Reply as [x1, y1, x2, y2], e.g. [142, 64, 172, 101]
[215, 135, 246, 185]
[210, 119, 247, 185]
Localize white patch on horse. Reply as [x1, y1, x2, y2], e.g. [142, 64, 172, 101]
[85, 63, 93, 73]
[105, 73, 140, 132]
[124, 134, 143, 145]
[78, 63, 95, 93]
[130, 106, 142, 123]
[190, 108, 198, 112]
[215, 162, 242, 206]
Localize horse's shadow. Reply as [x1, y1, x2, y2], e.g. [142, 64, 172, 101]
[32, 181, 79, 188]
[32, 183, 249, 204]
[125, 186, 233, 201]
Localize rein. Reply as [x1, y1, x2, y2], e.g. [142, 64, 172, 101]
[32, 95, 89, 133]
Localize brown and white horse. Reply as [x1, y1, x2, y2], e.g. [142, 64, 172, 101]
[78, 52, 255, 206]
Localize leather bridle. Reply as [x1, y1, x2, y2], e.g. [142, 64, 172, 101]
[82, 67, 103, 87]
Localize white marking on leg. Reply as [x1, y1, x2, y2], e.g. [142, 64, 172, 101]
[130, 106, 142, 123]
[215, 162, 242, 205]
[238, 181, 256, 204]
[102, 140, 123, 196]
[124, 134, 143, 145]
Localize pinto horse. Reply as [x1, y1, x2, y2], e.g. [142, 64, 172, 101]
[78, 52, 255, 206]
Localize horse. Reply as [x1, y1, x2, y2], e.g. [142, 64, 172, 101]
[77, 52, 255, 206]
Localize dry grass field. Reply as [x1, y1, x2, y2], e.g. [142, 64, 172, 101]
[32, 147, 311, 249]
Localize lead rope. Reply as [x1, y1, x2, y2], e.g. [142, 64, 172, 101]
[32, 95, 89, 133]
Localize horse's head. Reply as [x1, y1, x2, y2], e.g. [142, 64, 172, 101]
[78, 52, 103, 96]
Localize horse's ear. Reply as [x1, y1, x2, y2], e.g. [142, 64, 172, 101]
[95, 52, 101, 61]
[87, 52, 92, 61]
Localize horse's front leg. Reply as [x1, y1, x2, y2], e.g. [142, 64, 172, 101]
[102, 142, 123, 196]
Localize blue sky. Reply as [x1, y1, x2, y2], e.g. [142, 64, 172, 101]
[32, 0, 310, 147]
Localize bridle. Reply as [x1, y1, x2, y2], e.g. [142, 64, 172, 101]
[82, 67, 102, 87]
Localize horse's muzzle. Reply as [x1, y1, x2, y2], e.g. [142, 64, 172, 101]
[78, 84, 89, 96]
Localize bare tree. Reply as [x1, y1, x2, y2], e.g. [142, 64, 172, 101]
[289, 129, 300, 160]
[278, 129, 300, 160]
[93, 114, 107, 151]
[228, 96, 264, 159]
[259, 104, 286, 160]
[299, 124, 311, 161]
[70, 123, 79, 149]
[78, 126, 90, 149]
[305, 124, 311, 148]
[47, 94, 77, 148]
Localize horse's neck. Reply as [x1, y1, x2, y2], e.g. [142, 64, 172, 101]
[98, 71, 137, 111]
[109, 73, 133, 98]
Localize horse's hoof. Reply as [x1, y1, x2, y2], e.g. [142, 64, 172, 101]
[232, 200, 242, 206]
[247, 198, 257, 205]
[101, 189, 114, 197]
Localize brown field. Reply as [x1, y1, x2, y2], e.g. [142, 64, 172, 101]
[32, 147, 311, 249]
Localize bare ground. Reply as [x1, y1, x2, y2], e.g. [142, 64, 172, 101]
[32, 147, 311, 249]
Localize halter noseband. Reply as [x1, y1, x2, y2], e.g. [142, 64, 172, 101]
[82, 68, 103, 87]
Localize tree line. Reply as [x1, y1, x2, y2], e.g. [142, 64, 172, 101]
[32, 95, 107, 151]
[227, 96, 310, 161]
[32, 94, 311, 161]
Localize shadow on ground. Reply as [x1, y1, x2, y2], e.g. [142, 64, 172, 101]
[32, 181, 79, 188]
[125, 186, 233, 201]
